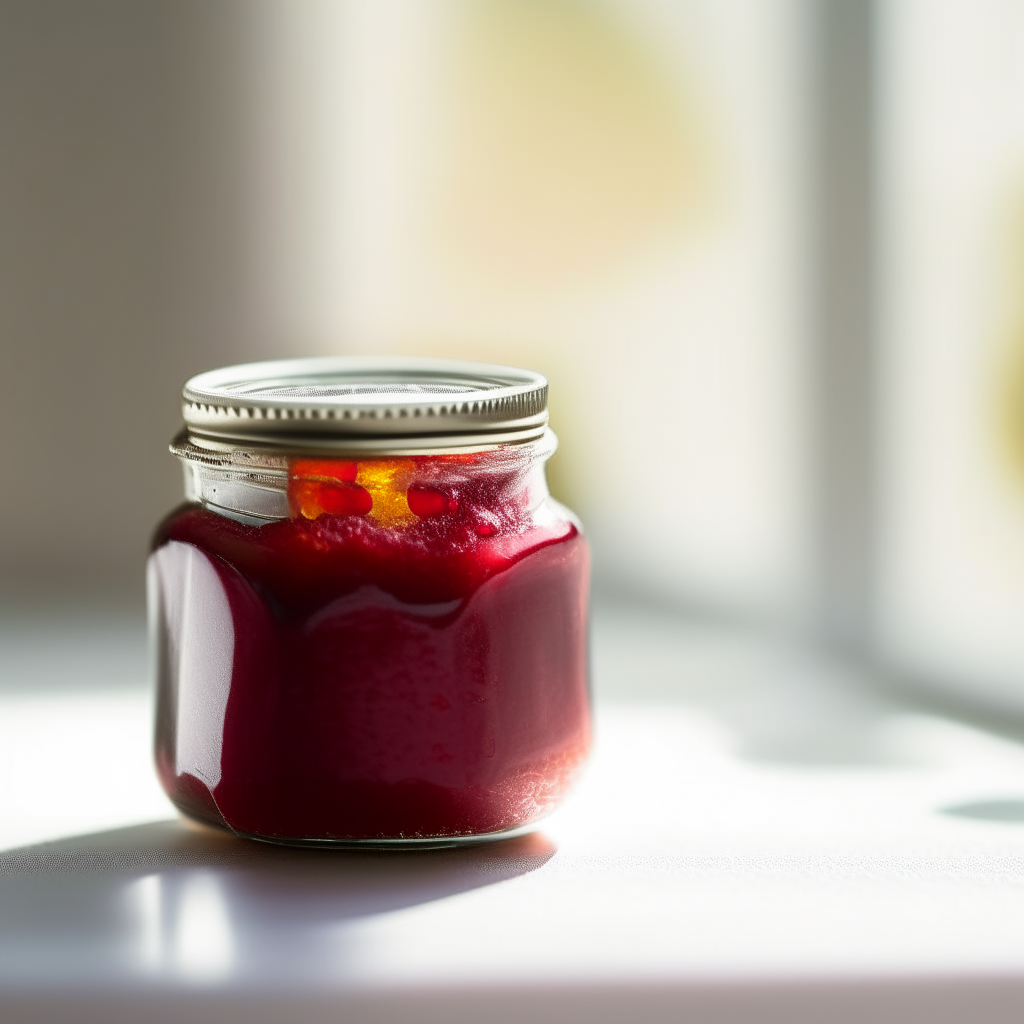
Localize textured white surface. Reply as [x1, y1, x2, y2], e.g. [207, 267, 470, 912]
[3, 603, 1024, 1022]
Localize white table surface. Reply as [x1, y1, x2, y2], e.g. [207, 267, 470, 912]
[3, 600, 1024, 1022]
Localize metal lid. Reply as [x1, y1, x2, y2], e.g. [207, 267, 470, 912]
[180, 356, 549, 453]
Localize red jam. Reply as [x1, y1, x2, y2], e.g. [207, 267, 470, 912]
[150, 448, 590, 842]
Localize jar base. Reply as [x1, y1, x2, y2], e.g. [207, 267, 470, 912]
[231, 819, 543, 850]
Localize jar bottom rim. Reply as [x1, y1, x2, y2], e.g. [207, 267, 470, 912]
[178, 810, 547, 851]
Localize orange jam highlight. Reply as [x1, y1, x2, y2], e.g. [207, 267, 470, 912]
[290, 457, 452, 528]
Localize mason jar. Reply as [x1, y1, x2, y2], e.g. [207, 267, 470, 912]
[148, 357, 591, 847]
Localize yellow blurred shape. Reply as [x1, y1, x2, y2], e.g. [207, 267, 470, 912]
[431, 0, 713, 294]
[996, 186, 1024, 489]
[357, 459, 418, 527]
[999, 348, 1024, 485]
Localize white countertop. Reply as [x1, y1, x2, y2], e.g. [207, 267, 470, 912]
[3, 601, 1024, 1022]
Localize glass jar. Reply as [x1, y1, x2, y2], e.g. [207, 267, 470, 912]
[148, 357, 591, 847]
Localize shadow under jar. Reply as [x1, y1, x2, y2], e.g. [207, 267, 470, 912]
[149, 358, 591, 847]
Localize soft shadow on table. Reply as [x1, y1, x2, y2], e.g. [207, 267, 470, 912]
[593, 598, 918, 768]
[940, 798, 1024, 824]
[594, 595, 1024, 771]
[0, 818, 555, 986]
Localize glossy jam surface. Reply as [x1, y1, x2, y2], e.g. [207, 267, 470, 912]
[150, 448, 590, 842]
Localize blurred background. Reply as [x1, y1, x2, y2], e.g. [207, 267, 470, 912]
[4, 0, 1024, 718]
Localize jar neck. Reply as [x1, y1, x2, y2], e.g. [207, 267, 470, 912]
[173, 429, 557, 527]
